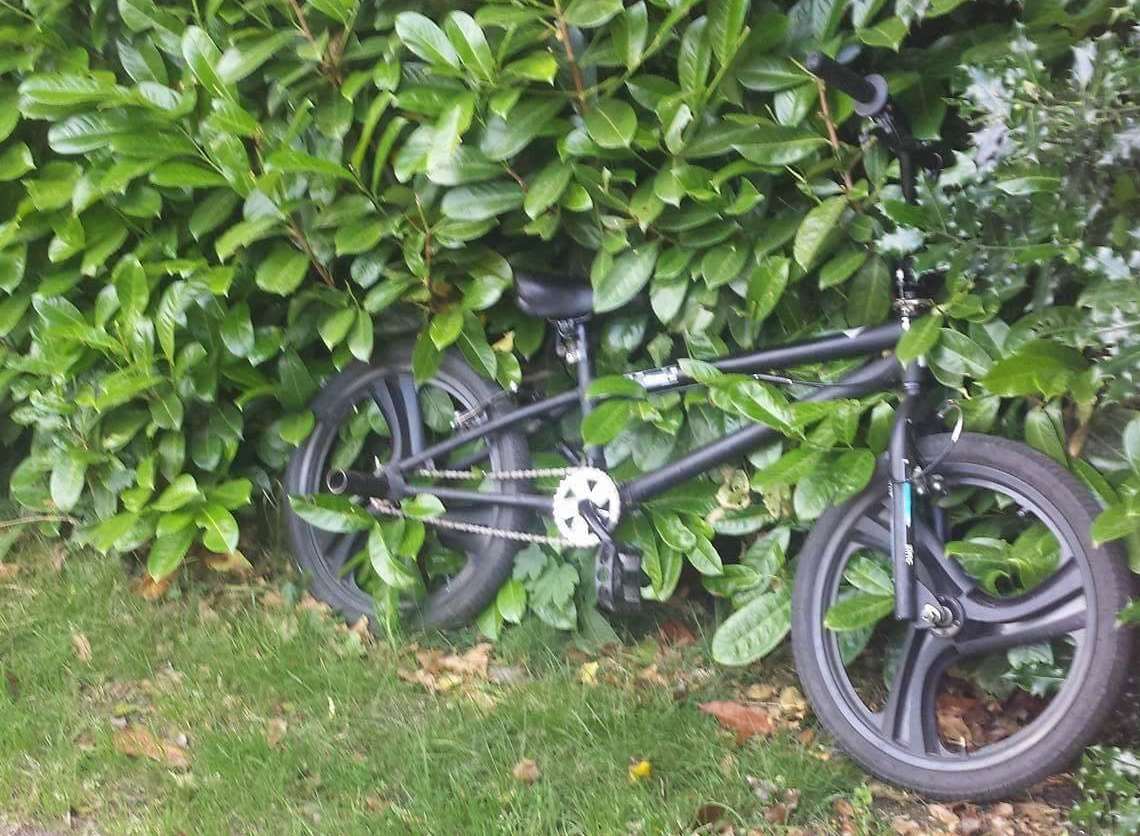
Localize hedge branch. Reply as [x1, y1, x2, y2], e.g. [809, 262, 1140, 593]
[552, 0, 589, 114]
[815, 77, 855, 193]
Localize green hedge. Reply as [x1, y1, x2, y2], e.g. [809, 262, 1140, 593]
[0, 0, 1137, 642]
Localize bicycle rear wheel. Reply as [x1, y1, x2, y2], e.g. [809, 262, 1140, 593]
[792, 433, 1134, 799]
[284, 343, 531, 629]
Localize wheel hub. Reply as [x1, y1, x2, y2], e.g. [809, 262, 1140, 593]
[552, 468, 621, 547]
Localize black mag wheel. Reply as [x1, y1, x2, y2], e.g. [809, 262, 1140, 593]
[792, 433, 1134, 800]
[284, 343, 531, 630]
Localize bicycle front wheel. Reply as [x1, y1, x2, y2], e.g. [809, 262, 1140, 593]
[792, 433, 1134, 800]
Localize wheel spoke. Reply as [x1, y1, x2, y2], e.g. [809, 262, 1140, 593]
[915, 519, 978, 598]
[955, 587, 1087, 656]
[879, 628, 955, 754]
[370, 377, 405, 460]
[846, 503, 977, 598]
[849, 509, 890, 549]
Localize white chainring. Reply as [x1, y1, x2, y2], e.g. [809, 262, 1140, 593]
[551, 468, 621, 548]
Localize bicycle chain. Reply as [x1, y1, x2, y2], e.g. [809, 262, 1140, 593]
[368, 465, 579, 547]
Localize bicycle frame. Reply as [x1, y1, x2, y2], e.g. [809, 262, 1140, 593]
[331, 80, 938, 623]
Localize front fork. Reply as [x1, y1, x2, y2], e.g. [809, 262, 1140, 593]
[888, 361, 922, 621]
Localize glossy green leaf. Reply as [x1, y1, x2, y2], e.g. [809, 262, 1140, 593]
[147, 527, 196, 580]
[563, 0, 623, 28]
[583, 99, 637, 149]
[794, 196, 846, 270]
[395, 12, 462, 70]
[593, 242, 659, 312]
[711, 589, 792, 665]
[895, 313, 943, 363]
[824, 593, 894, 630]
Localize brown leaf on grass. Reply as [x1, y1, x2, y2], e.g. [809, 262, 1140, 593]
[636, 664, 668, 688]
[131, 574, 172, 601]
[113, 726, 189, 769]
[926, 803, 958, 829]
[71, 632, 92, 663]
[764, 789, 800, 824]
[204, 550, 253, 575]
[438, 643, 491, 678]
[777, 686, 808, 721]
[346, 616, 372, 643]
[833, 798, 857, 836]
[744, 683, 776, 702]
[265, 718, 287, 748]
[0, 563, 20, 580]
[693, 803, 727, 827]
[890, 816, 922, 835]
[511, 758, 540, 784]
[297, 593, 333, 616]
[399, 643, 494, 693]
[658, 619, 696, 647]
[699, 700, 774, 743]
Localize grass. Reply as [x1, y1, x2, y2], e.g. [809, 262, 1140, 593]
[0, 542, 874, 834]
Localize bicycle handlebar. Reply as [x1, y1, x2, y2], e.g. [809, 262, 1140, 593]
[804, 52, 889, 117]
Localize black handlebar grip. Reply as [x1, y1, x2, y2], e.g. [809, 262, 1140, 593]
[804, 52, 875, 103]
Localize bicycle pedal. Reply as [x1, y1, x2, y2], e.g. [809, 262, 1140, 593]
[595, 545, 647, 614]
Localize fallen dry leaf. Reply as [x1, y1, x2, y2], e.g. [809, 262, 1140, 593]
[926, 803, 958, 829]
[890, 815, 921, 835]
[71, 632, 92, 663]
[628, 758, 652, 782]
[745, 683, 776, 702]
[833, 798, 857, 836]
[345, 616, 372, 644]
[265, 718, 287, 748]
[636, 664, 668, 688]
[512, 758, 540, 784]
[298, 593, 333, 616]
[658, 619, 696, 647]
[131, 574, 172, 601]
[205, 550, 253, 575]
[693, 802, 727, 827]
[0, 563, 21, 580]
[699, 700, 774, 743]
[113, 726, 189, 769]
[399, 643, 494, 693]
[578, 661, 599, 686]
[777, 686, 808, 721]
[764, 789, 800, 825]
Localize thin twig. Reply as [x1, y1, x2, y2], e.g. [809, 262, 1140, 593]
[285, 0, 341, 85]
[0, 515, 78, 530]
[553, 0, 589, 114]
[504, 165, 528, 191]
[816, 78, 855, 193]
[288, 221, 335, 287]
[286, 0, 318, 45]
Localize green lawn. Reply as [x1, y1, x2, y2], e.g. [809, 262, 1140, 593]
[0, 542, 878, 834]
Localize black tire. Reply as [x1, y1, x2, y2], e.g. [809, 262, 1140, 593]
[284, 343, 531, 630]
[792, 433, 1134, 800]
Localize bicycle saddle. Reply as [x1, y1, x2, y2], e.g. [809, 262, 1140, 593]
[514, 270, 594, 320]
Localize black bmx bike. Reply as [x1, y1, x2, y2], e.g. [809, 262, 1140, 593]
[284, 55, 1133, 799]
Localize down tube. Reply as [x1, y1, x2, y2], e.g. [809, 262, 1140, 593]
[620, 356, 902, 505]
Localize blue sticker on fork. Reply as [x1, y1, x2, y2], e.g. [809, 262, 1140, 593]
[902, 482, 912, 527]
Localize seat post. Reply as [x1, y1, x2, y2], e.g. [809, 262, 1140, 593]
[556, 317, 602, 467]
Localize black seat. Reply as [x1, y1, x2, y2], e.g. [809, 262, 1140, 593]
[514, 271, 594, 320]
